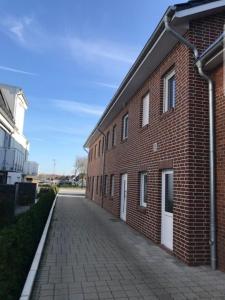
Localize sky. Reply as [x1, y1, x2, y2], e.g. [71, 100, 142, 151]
[0, 0, 174, 174]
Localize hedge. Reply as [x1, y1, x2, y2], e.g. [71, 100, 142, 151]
[0, 187, 57, 300]
[0, 185, 15, 229]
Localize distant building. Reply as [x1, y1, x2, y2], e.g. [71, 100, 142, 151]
[0, 84, 38, 184]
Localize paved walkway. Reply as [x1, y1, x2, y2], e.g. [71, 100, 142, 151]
[32, 191, 225, 300]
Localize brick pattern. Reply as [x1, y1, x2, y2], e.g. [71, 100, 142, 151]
[213, 65, 225, 272]
[86, 13, 225, 267]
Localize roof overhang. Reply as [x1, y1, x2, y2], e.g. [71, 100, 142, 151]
[84, 0, 225, 148]
[197, 33, 225, 71]
[0, 110, 14, 133]
[175, 0, 225, 19]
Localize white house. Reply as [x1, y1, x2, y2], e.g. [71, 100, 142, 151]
[0, 84, 38, 184]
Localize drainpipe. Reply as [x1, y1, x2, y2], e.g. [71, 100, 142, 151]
[164, 15, 216, 270]
[97, 128, 106, 208]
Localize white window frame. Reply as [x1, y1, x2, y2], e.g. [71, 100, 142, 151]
[106, 131, 110, 150]
[140, 172, 148, 208]
[112, 125, 116, 146]
[122, 114, 128, 140]
[142, 93, 149, 127]
[163, 70, 176, 113]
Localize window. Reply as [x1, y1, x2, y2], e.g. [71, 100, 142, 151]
[112, 125, 117, 146]
[98, 140, 101, 157]
[102, 137, 105, 154]
[165, 171, 173, 213]
[104, 175, 108, 195]
[142, 93, 149, 127]
[106, 131, 110, 150]
[110, 175, 115, 197]
[94, 144, 97, 159]
[163, 70, 176, 112]
[0, 127, 5, 147]
[140, 172, 148, 207]
[122, 114, 128, 140]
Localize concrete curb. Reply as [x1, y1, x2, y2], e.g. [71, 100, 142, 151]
[19, 194, 58, 300]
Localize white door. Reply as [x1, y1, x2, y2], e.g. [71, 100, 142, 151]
[92, 177, 95, 201]
[120, 174, 127, 221]
[161, 170, 174, 250]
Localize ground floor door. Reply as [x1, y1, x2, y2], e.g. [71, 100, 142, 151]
[120, 173, 127, 221]
[161, 170, 174, 250]
[92, 177, 95, 201]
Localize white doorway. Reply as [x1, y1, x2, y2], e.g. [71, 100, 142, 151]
[161, 170, 174, 250]
[120, 173, 127, 221]
[92, 177, 95, 201]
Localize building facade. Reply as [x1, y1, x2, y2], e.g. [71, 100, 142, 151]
[198, 34, 225, 272]
[0, 84, 38, 184]
[84, 0, 225, 271]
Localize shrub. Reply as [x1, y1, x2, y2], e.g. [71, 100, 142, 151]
[0, 187, 57, 300]
[0, 185, 15, 228]
[16, 183, 37, 206]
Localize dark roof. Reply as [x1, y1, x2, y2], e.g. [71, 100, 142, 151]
[175, 0, 220, 11]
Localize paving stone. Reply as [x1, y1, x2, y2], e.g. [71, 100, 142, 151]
[98, 292, 113, 299]
[31, 193, 225, 300]
[69, 294, 84, 300]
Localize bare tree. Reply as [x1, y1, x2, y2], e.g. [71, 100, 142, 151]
[73, 156, 87, 187]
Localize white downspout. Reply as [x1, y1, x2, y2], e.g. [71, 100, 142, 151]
[164, 14, 216, 270]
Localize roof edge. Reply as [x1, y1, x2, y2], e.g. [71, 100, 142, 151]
[84, 0, 225, 148]
[83, 5, 176, 148]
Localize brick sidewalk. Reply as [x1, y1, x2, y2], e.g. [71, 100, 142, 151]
[31, 193, 225, 300]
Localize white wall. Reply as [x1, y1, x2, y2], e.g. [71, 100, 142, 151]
[7, 172, 22, 184]
[23, 161, 39, 176]
[15, 97, 25, 134]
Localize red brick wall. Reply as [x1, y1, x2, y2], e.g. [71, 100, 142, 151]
[213, 65, 225, 272]
[86, 12, 225, 266]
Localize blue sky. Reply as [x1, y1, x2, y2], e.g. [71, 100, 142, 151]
[0, 0, 174, 174]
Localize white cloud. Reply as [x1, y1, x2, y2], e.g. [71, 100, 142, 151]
[0, 14, 49, 51]
[0, 15, 31, 45]
[66, 36, 136, 64]
[0, 65, 37, 76]
[95, 82, 118, 89]
[0, 14, 139, 76]
[53, 99, 104, 116]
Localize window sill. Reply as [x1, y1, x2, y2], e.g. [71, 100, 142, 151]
[137, 205, 147, 214]
[121, 138, 128, 144]
[160, 107, 175, 119]
[139, 124, 149, 132]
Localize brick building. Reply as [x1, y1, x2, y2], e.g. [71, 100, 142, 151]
[84, 0, 225, 271]
[198, 33, 225, 272]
